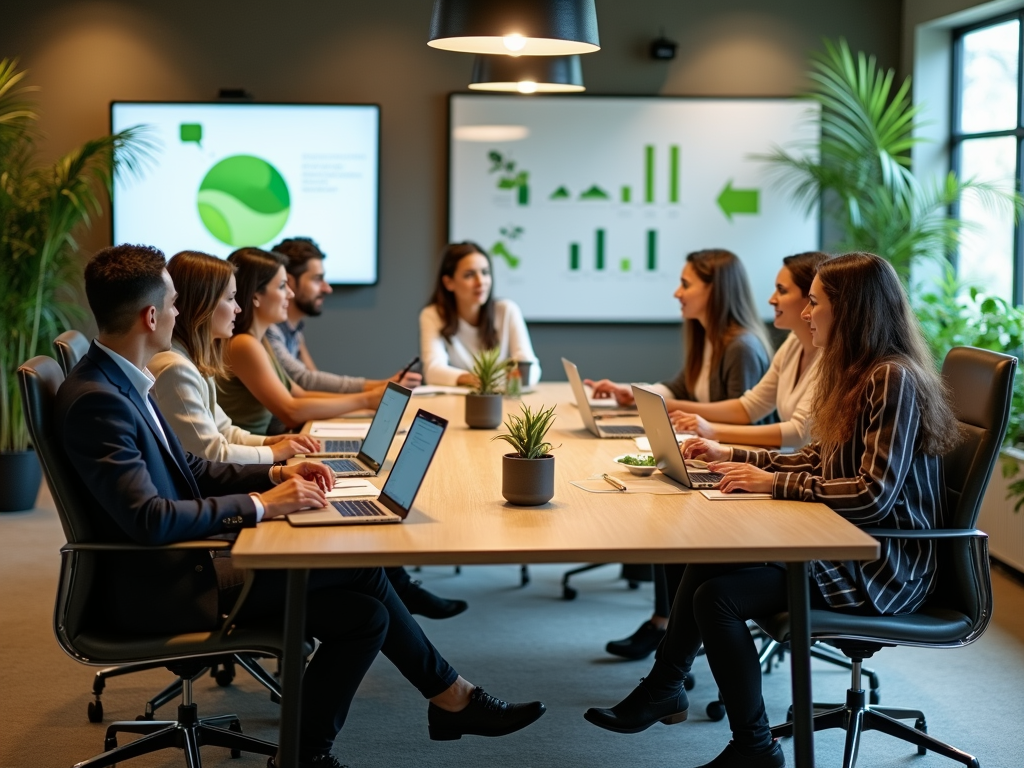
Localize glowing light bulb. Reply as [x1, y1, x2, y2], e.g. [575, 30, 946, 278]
[503, 34, 526, 52]
[517, 80, 538, 94]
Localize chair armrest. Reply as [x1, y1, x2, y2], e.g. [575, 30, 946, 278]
[61, 540, 233, 552]
[859, 528, 987, 541]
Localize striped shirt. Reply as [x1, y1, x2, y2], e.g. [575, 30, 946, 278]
[732, 363, 946, 615]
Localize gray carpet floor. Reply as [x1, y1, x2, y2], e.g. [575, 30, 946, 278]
[2, 486, 1023, 768]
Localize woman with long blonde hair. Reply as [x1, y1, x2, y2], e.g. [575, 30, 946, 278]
[585, 253, 961, 768]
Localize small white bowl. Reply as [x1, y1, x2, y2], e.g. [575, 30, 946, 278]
[613, 454, 657, 476]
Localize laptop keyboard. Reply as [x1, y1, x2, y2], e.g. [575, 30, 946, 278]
[331, 500, 388, 518]
[323, 439, 361, 453]
[690, 471, 724, 484]
[601, 425, 645, 435]
[323, 459, 364, 473]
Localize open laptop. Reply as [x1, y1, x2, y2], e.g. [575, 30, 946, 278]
[287, 409, 448, 526]
[562, 358, 645, 439]
[632, 385, 723, 489]
[317, 383, 412, 476]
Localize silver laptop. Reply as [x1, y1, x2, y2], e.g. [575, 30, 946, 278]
[632, 385, 723, 489]
[287, 409, 448, 526]
[318, 383, 412, 476]
[562, 358, 645, 439]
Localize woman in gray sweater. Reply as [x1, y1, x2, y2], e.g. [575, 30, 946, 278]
[588, 249, 773, 660]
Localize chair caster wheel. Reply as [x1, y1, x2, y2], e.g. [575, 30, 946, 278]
[869, 689, 880, 705]
[562, 585, 577, 600]
[215, 668, 235, 687]
[88, 700, 103, 723]
[915, 718, 927, 756]
[104, 735, 117, 751]
[627, 580, 640, 590]
[683, 674, 695, 691]
[706, 701, 726, 721]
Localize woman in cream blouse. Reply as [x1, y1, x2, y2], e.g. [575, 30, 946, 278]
[420, 242, 540, 387]
[150, 251, 318, 463]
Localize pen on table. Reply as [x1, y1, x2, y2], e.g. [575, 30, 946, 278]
[397, 355, 420, 382]
[601, 473, 627, 492]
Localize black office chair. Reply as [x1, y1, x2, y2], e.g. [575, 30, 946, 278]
[759, 346, 1016, 768]
[19, 356, 289, 767]
[51, 333, 281, 723]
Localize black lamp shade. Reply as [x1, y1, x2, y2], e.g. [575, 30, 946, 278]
[429, 0, 600, 56]
[469, 54, 584, 92]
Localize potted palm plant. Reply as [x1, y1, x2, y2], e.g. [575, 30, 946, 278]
[464, 347, 506, 429]
[493, 403, 556, 506]
[0, 59, 151, 511]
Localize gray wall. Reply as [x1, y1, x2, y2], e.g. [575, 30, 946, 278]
[2, 0, 900, 382]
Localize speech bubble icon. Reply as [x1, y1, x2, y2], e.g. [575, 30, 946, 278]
[180, 123, 202, 146]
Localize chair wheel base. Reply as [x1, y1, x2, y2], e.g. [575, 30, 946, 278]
[88, 700, 104, 723]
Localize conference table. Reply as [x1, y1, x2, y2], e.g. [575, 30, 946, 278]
[231, 383, 880, 768]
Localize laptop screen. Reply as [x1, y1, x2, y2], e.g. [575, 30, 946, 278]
[379, 410, 448, 515]
[358, 382, 412, 470]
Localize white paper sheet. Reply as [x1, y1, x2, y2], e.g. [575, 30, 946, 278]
[309, 422, 371, 438]
[326, 480, 380, 499]
[699, 490, 772, 501]
[411, 385, 471, 396]
[634, 434, 690, 452]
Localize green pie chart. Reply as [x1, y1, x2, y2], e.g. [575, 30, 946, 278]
[197, 155, 291, 246]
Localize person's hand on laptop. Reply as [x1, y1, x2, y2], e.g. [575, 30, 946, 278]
[263, 434, 321, 462]
[584, 379, 634, 406]
[670, 411, 714, 438]
[707, 463, 774, 495]
[259, 463, 335, 518]
[681, 437, 730, 463]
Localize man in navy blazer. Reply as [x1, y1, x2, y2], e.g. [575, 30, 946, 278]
[54, 245, 544, 768]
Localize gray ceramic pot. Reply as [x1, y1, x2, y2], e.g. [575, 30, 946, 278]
[0, 449, 43, 512]
[465, 393, 503, 429]
[502, 453, 555, 506]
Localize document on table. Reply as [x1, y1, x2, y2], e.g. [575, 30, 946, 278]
[699, 490, 772, 501]
[309, 421, 371, 438]
[411, 385, 471, 396]
[325, 480, 380, 499]
[570, 474, 689, 495]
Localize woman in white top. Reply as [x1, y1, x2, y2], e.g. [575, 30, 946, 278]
[668, 251, 831, 449]
[150, 251, 319, 464]
[420, 242, 540, 388]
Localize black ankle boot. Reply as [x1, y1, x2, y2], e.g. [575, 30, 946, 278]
[694, 740, 785, 768]
[605, 620, 666, 660]
[583, 675, 688, 734]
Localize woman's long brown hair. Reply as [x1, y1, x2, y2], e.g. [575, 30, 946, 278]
[811, 252, 960, 456]
[429, 242, 498, 349]
[683, 249, 773, 393]
[227, 248, 288, 336]
[166, 251, 235, 378]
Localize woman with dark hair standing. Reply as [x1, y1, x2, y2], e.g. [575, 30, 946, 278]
[588, 249, 773, 661]
[585, 253, 961, 768]
[667, 251, 831, 448]
[420, 242, 540, 387]
[150, 251, 319, 462]
[218, 248, 384, 435]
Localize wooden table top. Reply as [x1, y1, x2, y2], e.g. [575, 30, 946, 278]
[231, 384, 879, 570]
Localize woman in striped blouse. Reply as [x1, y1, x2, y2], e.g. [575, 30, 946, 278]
[584, 253, 961, 768]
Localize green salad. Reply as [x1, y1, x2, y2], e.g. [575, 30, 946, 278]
[617, 454, 656, 467]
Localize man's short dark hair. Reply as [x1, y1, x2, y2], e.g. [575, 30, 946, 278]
[84, 244, 167, 334]
[272, 237, 326, 278]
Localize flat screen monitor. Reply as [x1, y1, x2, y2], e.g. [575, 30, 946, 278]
[111, 101, 379, 285]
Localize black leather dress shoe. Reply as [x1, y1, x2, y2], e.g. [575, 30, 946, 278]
[584, 678, 688, 734]
[268, 753, 348, 768]
[427, 687, 546, 740]
[401, 581, 468, 619]
[694, 740, 785, 767]
[605, 620, 666, 659]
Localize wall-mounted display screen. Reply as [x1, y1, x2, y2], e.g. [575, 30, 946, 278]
[449, 95, 820, 322]
[111, 102, 379, 285]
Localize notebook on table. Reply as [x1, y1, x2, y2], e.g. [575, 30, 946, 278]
[287, 409, 448, 526]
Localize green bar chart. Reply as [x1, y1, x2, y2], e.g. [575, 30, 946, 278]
[621, 185, 631, 203]
[596, 229, 606, 270]
[647, 230, 657, 271]
[569, 242, 580, 270]
[669, 146, 679, 203]
[645, 145, 654, 203]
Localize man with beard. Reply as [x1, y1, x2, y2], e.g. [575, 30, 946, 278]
[266, 236, 467, 621]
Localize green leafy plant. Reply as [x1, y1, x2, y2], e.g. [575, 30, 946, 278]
[492, 403, 557, 459]
[0, 58, 154, 452]
[470, 347, 506, 395]
[617, 454, 656, 467]
[758, 38, 1021, 285]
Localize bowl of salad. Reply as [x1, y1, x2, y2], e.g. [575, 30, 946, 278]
[613, 453, 657, 476]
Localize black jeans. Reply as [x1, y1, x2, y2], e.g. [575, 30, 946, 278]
[653, 564, 686, 618]
[235, 567, 458, 761]
[655, 563, 827, 752]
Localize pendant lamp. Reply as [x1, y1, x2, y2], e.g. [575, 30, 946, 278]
[429, 0, 600, 56]
[469, 54, 584, 93]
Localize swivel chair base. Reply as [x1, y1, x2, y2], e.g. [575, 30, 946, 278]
[771, 657, 980, 768]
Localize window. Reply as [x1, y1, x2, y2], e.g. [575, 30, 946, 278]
[952, 15, 1023, 304]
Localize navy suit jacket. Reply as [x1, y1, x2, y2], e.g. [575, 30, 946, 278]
[54, 343, 274, 632]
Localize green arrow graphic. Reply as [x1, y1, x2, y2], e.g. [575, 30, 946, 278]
[717, 180, 759, 221]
